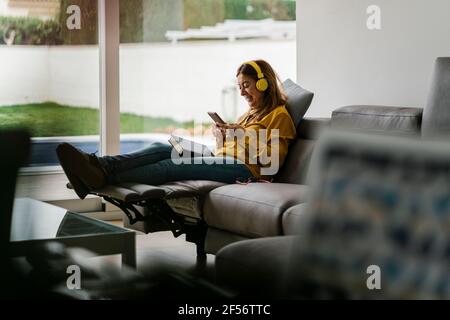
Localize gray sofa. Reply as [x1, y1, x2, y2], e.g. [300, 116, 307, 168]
[201, 117, 328, 253]
[104, 92, 419, 258]
[87, 58, 448, 268]
[201, 101, 425, 254]
[116, 103, 421, 256]
[214, 57, 450, 298]
[55, 57, 449, 299]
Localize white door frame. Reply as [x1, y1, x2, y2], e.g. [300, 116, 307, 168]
[98, 0, 120, 156]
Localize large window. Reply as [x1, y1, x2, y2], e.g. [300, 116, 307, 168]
[0, 0, 101, 201]
[1, 0, 296, 201]
[0, 0, 100, 169]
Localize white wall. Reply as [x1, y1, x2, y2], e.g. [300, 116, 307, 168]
[49, 46, 100, 108]
[0, 0, 6, 15]
[0, 45, 99, 108]
[0, 40, 296, 122]
[120, 40, 296, 122]
[0, 46, 50, 105]
[297, 0, 450, 118]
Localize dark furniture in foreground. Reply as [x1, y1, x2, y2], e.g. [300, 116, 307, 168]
[10, 198, 136, 268]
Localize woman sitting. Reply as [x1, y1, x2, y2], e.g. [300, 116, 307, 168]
[57, 60, 296, 199]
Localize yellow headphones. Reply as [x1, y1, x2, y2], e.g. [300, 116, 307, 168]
[245, 61, 269, 92]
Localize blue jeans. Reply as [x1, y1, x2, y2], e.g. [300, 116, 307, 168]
[98, 142, 253, 185]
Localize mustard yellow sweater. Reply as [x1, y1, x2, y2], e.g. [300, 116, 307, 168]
[215, 105, 296, 178]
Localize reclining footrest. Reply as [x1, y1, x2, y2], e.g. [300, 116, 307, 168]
[98, 191, 186, 239]
[67, 180, 226, 256]
[93, 184, 207, 254]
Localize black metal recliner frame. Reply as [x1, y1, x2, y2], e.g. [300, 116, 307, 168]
[94, 192, 208, 260]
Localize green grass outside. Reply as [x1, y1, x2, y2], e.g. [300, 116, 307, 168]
[0, 102, 195, 137]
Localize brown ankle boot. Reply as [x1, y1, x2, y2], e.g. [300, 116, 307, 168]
[56, 143, 107, 192]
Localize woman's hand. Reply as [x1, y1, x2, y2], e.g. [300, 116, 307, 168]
[213, 123, 245, 148]
[212, 123, 225, 138]
[219, 123, 244, 140]
[216, 123, 244, 132]
[212, 124, 226, 149]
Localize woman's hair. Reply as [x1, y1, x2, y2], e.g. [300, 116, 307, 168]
[236, 59, 287, 125]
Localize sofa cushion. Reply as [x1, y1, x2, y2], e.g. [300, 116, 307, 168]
[331, 105, 422, 135]
[215, 235, 298, 297]
[161, 180, 226, 199]
[88, 179, 225, 203]
[282, 203, 311, 235]
[163, 180, 226, 218]
[276, 118, 330, 184]
[275, 139, 314, 184]
[203, 183, 309, 238]
[283, 79, 314, 128]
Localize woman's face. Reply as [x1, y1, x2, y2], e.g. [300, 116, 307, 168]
[237, 73, 264, 109]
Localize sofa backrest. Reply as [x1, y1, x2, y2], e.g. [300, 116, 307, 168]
[276, 105, 423, 184]
[276, 57, 450, 185]
[282, 79, 314, 128]
[421, 57, 450, 138]
[331, 105, 423, 136]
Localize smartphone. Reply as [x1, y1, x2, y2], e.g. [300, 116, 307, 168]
[168, 136, 184, 156]
[207, 112, 226, 125]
